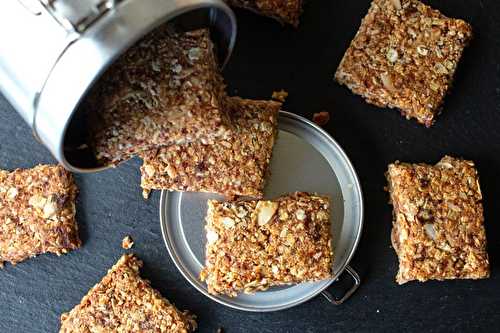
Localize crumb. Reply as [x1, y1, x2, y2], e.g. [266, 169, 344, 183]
[312, 111, 330, 126]
[271, 89, 288, 103]
[121, 236, 134, 249]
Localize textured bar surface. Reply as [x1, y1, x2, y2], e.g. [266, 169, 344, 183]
[140, 97, 280, 198]
[226, 0, 303, 26]
[200, 192, 333, 297]
[386, 156, 489, 284]
[86, 27, 229, 165]
[0, 165, 80, 267]
[60, 254, 196, 333]
[335, 0, 472, 126]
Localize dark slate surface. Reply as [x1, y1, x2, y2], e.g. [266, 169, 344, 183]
[1, 1, 499, 332]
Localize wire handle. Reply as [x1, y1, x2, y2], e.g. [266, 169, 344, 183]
[321, 265, 361, 305]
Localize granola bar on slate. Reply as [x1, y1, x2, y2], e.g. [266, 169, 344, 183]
[60, 254, 196, 333]
[386, 156, 489, 284]
[226, 0, 303, 26]
[200, 192, 333, 296]
[85, 27, 229, 165]
[335, 0, 472, 126]
[140, 97, 280, 198]
[0, 165, 80, 266]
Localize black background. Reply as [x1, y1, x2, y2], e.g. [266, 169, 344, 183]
[1, 0, 499, 332]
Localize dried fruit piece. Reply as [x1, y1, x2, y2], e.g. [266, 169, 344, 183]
[255, 201, 278, 226]
[312, 111, 330, 126]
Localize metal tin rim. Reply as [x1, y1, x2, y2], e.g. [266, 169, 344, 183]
[160, 111, 364, 311]
[34, 0, 236, 173]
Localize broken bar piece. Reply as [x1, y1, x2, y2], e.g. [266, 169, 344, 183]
[200, 192, 333, 297]
[0, 164, 80, 266]
[85, 27, 229, 165]
[226, 0, 303, 26]
[386, 156, 489, 284]
[335, 0, 472, 126]
[60, 254, 196, 333]
[140, 97, 280, 198]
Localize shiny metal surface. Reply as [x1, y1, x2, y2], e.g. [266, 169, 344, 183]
[160, 111, 364, 311]
[0, 0, 236, 172]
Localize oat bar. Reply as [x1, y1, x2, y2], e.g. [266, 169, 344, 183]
[140, 97, 280, 198]
[386, 156, 489, 284]
[200, 192, 333, 296]
[60, 254, 196, 333]
[335, 0, 472, 126]
[0, 165, 80, 266]
[85, 27, 229, 165]
[226, 0, 303, 26]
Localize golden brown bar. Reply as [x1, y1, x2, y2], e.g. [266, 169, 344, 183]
[60, 254, 196, 333]
[386, 156, 489, 284]
[0, 165, 80, 267]
[200, 192, 333, 297]
[226, 0, 303, 26]
[85, 27, 229, 166]
[335, 0, 472, 126]
[140, 97, 280, 198]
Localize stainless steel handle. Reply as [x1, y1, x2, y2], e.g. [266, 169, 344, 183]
[321, 265, 361, 305]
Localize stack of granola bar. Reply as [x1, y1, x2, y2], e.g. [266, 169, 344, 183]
[85, 25, 282, 199]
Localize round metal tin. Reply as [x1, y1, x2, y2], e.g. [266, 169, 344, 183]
[160, 111, 364, 311]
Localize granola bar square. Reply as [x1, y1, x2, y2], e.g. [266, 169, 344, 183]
[85, 27, 229, 165]
[335, 0, 472, 126]
[386, 156, 489, 284]
[60, 254, 196, 333]
[226, 0, 303, 26]
[200, 192, 333, 296]
[140, 97, 280, 198]
[0, 165, 80, 266]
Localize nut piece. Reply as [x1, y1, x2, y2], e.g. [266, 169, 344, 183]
[121, 235, 134, 249]
[6, 187, 18, 200]
[29, 194, 47, 209]
[255, 201, 279, 226]
[312, 111, 330, 126]
[206, 229, 219, 244]
[43, 194, 59, 219]
[295, 209, 306, 221]
[221, 217, 236, 229]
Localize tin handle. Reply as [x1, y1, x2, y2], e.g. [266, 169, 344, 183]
[321, 265, 360, 305]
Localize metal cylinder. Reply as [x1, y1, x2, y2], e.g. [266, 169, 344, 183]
[0, 0, 236, 172]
